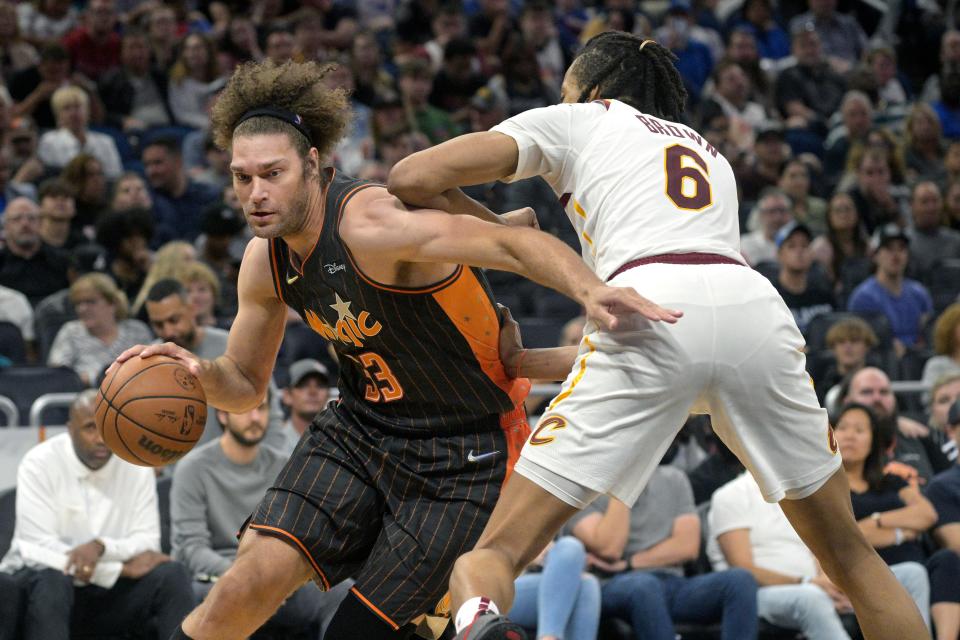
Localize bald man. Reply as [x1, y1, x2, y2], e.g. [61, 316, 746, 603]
[0, 390, 194, 639]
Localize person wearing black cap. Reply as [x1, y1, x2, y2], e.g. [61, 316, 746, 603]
[278, 358, 331, 455]
[848, 224, 933, 354]
[773, 220, 834, 333]
[112, 58, 651, 640]
[926, 399, 960, 555]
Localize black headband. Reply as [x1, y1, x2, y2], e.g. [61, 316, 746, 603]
[235, 107, 314, 147]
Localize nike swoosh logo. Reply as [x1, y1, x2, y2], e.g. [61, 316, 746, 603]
[286, 274, 299, 284]
[467, 450, 500, 463]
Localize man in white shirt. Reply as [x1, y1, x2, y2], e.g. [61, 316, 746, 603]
[278, 358, 331, 455]
[708, 471, 854, 639]
[709, 471, 931, 637]
[0, 390, 194, 639]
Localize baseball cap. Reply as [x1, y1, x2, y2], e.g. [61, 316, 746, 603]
[775, 220, 812, 249]
[668, 0, 692, 13]
[201, 204, 245, 237]
[870, 223, 909, 252]
[288, 359, 330, 387]
[755, 121, 785, 142]
[948, 399, 960, 428]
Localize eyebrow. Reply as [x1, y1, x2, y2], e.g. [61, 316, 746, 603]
[230, 159, 286, 173]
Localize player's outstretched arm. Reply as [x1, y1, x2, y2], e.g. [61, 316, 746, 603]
[110, 239, 287, 412]
[345, 195, 682, 330]
[387, 132, 522, 225]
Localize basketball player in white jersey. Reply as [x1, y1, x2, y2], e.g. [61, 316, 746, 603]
[388, 34, 929, 640]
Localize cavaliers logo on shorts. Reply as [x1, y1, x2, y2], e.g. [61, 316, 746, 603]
[827, 425, 839, 455]
[530, 416, 567, 446]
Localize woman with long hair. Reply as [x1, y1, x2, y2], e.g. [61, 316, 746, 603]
[179, 260, 221, 328]
[779, 159, 827, 236]
[168, 32, 223, 129]
[903, 103, 946, 185]
[811, 192, 871, 297]
[60, 153, 108, 238]
[835, 402, 960, 640]
[130, 240, 197, 319]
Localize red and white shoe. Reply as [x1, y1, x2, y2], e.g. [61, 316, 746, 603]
[454, 613, 527, 640]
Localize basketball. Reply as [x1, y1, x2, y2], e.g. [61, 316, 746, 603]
[96, 355, 207, 467]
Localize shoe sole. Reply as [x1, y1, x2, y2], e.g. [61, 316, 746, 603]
[462, 620, 528, 640]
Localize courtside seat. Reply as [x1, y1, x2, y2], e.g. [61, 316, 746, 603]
[0, 366, 85, 427]
[0, 321, 27, 365]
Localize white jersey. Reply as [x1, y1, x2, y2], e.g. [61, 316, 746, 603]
[492, 99, 744, 281]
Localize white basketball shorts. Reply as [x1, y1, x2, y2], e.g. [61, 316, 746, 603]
[515, 261, 842, 506]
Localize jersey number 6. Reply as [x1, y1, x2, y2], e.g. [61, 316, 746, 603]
[664, 144, 713, 211]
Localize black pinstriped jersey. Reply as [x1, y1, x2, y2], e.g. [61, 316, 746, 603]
[269, 169, 526, 435]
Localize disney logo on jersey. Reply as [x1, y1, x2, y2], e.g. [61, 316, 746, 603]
[324, 262, 346, 275]
[305, 293, 382, 348]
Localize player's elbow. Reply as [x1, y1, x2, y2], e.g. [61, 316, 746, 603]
[387, 157, 433, 203]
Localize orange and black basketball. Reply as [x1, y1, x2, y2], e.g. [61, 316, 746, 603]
[96, 355, 207, 467]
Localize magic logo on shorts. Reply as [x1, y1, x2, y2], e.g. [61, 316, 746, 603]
[530, 416, 567, 446]
[305, 293, 383, 348]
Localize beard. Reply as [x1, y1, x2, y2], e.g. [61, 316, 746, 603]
[227, 423, 266, 447]
[170, 328, 196, 350]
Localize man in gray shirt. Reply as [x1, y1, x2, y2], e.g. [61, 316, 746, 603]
[145, 278, 287, 450]
[906, 181, 960, 281]
[170, 391, 348, 638]
[567, 464, 758, 639]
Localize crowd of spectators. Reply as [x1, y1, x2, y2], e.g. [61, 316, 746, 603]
[0, 0, 957, 638]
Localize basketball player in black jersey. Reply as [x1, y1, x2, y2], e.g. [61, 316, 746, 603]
[110, 60, 680, 640]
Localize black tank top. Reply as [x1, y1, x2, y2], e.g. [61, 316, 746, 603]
[269, 170, 525, 435]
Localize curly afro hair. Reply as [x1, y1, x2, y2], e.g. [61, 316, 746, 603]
[210, 60, 351, 162]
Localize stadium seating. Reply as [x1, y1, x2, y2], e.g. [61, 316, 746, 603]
[33, 289, 75, 363]
[0, 487, 14, 558]
[0, 322, 27, 365]
[0, 367, 85, 427]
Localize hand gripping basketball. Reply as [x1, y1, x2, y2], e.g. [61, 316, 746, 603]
[97, 346, 207, 467]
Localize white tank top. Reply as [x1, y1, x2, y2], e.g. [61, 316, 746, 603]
[492, 99, 744, 281]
